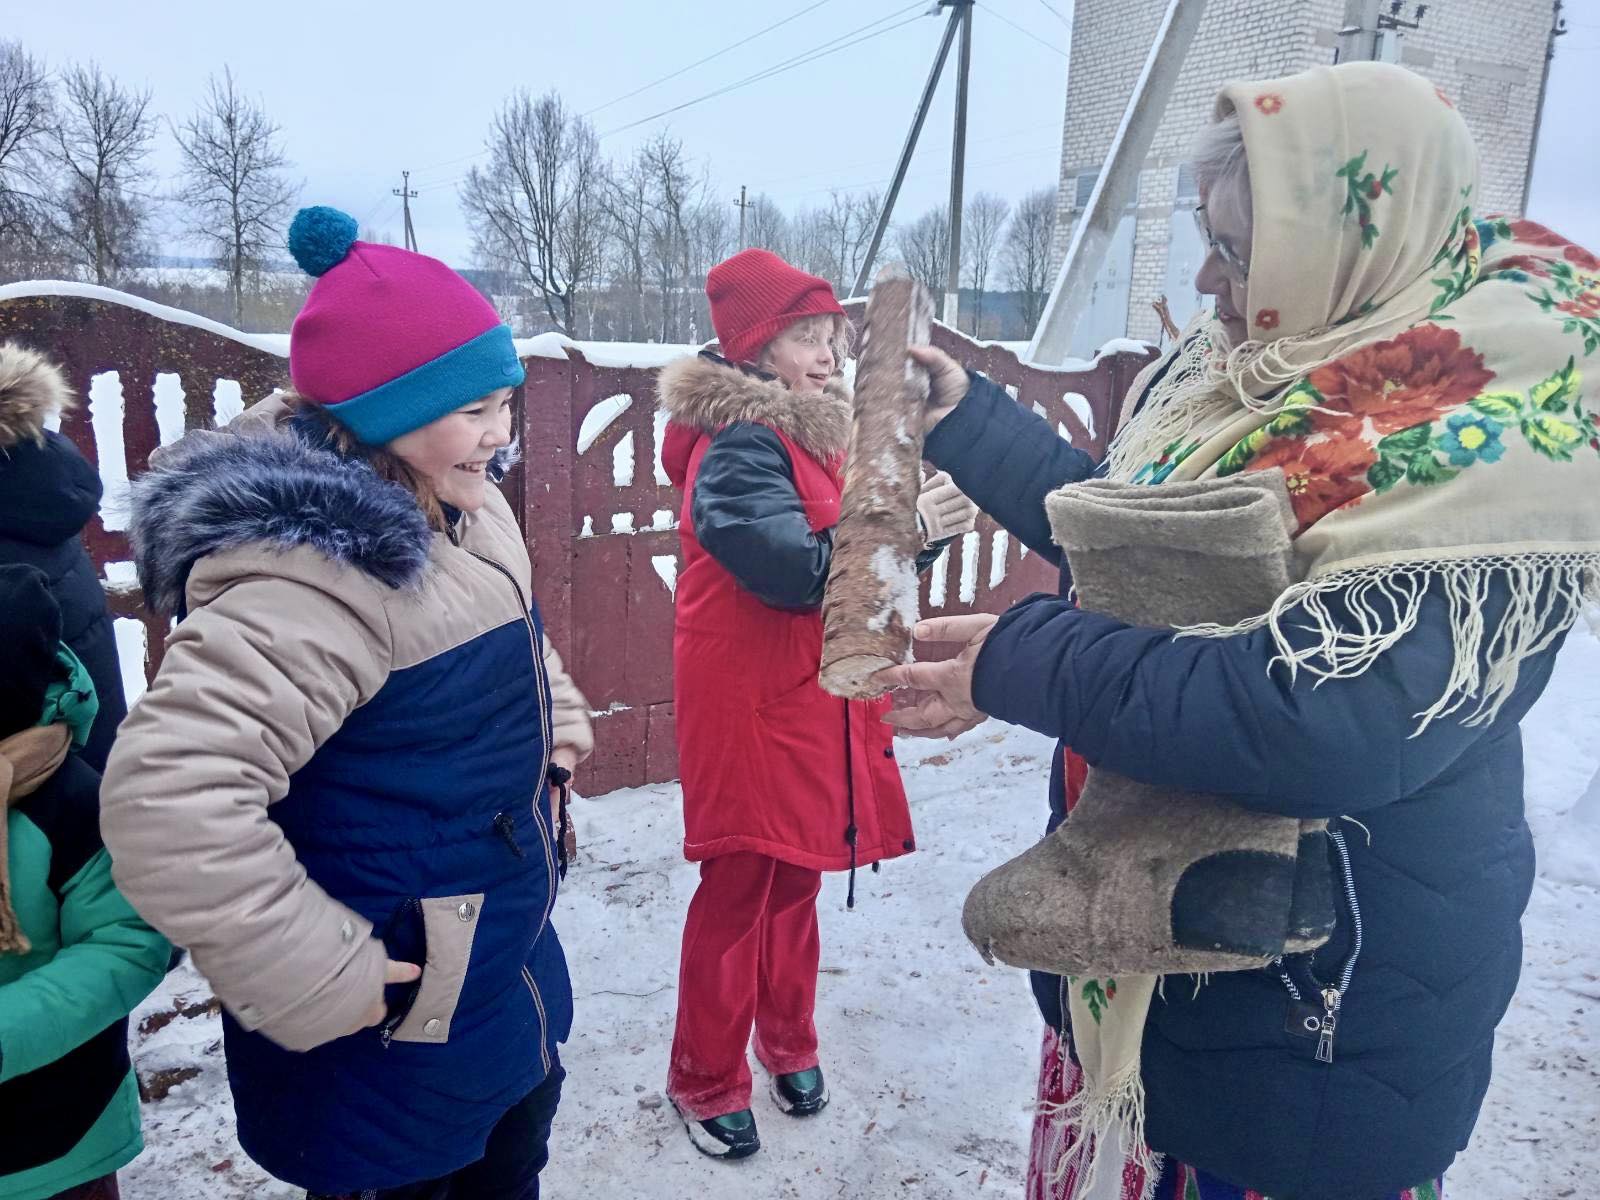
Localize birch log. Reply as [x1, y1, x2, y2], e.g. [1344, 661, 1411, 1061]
[819, 271, 933, 699]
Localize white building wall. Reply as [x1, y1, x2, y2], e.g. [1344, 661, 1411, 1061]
[1052, 0, 1552, 343]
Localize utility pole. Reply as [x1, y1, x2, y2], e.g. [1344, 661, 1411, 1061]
[392, 171, 419, 252]
[942, 0, 975, 327]
[1339, 1, 1428, 63]
[851, 1, 967, 298]
[1524, 0, 1567, 215]
[1337, 0, 1383, 61]
[734, 185, 754, 249]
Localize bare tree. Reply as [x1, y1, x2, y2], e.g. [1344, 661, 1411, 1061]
[895, 205, 949, 299]
[461, 90, 606, 337]
[743, 193, 788, 256]
[1004, 186, 1058, 336]
[639, 133, 696, 342]
[0, 41, 57, 275]
[786, 206, 833, 281]
[173, 68, 296, 327]
[817, 189, 882, 296]
[686, 193, 733, 341]
[49, 62, 155, 285]
[962, 192, 1010, 337]
[599, 153, 653, 341]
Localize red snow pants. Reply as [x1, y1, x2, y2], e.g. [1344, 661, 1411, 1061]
[667, 852, 824, 1119]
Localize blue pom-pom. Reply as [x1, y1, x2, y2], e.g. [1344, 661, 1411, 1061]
[288, 206, 359, 277]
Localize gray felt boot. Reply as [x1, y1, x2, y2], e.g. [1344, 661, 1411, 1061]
[962, 472, 1336, 977]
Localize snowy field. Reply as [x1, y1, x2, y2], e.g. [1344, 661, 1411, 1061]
[126, 633, 1600, 1199]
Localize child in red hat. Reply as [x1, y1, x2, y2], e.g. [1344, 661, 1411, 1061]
[656, 249, 977, 1159]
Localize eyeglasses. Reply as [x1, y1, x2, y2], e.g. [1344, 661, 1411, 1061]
[1193, 204, 1250, 282]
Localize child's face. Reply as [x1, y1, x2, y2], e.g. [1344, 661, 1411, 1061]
[387, 388, 515, 513]
[762, 316, 837, 395]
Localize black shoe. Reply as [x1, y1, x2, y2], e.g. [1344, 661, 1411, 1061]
[673, 1102, 760, 1160]
[770, 1067, 829, 1117]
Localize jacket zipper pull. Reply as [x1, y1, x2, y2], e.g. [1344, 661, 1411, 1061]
[1316, 987, 1340, 1064]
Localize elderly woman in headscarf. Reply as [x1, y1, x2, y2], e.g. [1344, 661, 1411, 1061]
[879, 61, 1600, 1200]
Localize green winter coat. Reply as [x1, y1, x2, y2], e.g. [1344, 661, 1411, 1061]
[0, 724, 170, 1200]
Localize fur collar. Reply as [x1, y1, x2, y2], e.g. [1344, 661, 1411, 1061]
[0, 342, 72, 450]
[657, 352, 852, 461]
[130, 424, 434, 618]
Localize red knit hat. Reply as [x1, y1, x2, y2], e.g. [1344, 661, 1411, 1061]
[706, 249, 845, 367]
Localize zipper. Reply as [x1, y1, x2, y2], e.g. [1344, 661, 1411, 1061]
[842, 700, 859, 910]
[466, 548, 558, 1072]
[378, 899, 424, 1049]
[1273, 827, 1363, 1064]
[522, 965, 552, 1075]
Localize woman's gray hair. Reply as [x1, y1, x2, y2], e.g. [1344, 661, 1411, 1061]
[1189, 115, 1249, 203]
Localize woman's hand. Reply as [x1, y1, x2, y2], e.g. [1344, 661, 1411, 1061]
[364, 958, 423, 1029]
[909, 345, 970, 436]
[873, 614, 998, 739]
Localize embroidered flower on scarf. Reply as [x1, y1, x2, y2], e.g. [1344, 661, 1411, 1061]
[1337, 151, 1400, 250]
[1439, 411, 1507, 466]
[1490, 254, 1556, 282]
[1559, 292, 1600, 320]
[1307, 324, 1494, 437]
[1255, 308, 1280, 331]
[1509, 219, 1600, 271]
[1254, 93, 1285, 116]
[1132, 437, 1201, 486]
[1243, 433, 1378, 533]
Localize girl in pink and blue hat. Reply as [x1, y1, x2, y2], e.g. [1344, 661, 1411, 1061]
[101, 206, 593, 1200]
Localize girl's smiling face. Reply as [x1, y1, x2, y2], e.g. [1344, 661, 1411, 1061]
[761, 315, 840, 394]
[387, 388, 515, 513]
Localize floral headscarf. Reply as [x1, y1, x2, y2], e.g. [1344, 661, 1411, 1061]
[1108, 61, 1600, 727]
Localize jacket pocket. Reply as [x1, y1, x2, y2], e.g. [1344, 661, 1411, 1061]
[389, 893, 486, 1045]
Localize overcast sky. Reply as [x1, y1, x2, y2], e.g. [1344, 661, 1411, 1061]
[9, 0, 1597, 268]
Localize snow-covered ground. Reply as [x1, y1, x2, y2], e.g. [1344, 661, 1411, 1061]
[126, 634, 1600, 1199]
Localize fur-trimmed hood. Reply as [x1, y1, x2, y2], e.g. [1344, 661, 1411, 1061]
[130, 422, 434, 618]
[657, 351, 851, 487]
[0, 342, 74, 450]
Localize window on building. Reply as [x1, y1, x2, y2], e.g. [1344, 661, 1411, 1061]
[1175, 163, 1200, 205]
[1074, 171, 1099, 210]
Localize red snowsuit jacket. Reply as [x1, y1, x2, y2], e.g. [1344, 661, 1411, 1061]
[658, 352, 916, 874]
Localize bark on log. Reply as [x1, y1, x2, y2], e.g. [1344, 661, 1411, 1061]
[820, 272, 933, 699]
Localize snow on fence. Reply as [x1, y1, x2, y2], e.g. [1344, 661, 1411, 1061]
[0, 282, 1156, 794]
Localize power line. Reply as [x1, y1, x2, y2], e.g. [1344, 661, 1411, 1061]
[599, 4, 928, 139]
[402, 0, 866, 191]
[583, 0, 840, 117]
[1034, 0, 1072, 26]
[977, 3, 1068, 57]
[747, 120, 1062, 191]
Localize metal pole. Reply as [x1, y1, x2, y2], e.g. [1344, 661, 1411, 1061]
[393, 170, 419, 252]
[850, 6, 964, 297]
[1027, 0, 1208, 365]
[735, 184, 752, 249]
[942, 0, 975, 327]
[1338, 0, 1384, 62]
[1523, 0, 1566, 215]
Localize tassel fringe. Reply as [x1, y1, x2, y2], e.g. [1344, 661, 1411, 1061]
[1178, 553, 1600, 732]
[1038, 1055, 1159, 1200]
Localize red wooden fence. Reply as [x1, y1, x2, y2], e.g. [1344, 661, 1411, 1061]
[0, 283, 1154, 794]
